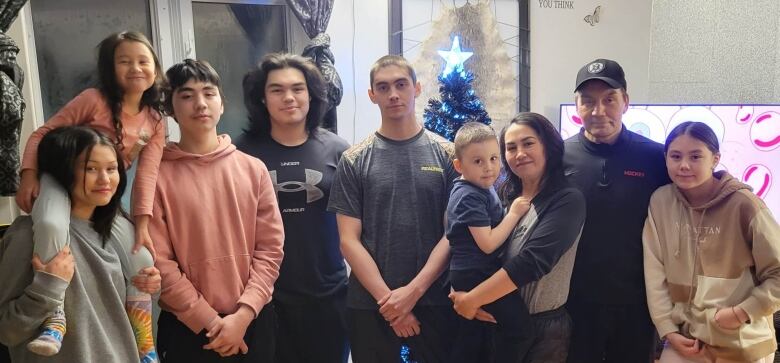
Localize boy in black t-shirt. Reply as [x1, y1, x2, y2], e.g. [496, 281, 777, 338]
[447, 122, 535, 363]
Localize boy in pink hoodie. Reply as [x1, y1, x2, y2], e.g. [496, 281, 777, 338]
[149, 59, 284, 362]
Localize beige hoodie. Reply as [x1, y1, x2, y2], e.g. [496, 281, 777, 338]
[643, 171, 780, 361]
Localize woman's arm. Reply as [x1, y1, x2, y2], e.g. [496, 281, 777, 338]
[453, 189, 586, 315]
[0, 220, 71, 346]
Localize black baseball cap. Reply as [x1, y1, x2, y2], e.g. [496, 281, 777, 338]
[574, 58, 627, 92]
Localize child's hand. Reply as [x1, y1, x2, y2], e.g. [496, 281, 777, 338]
[131, 266, 162, 294]
[133, 216, 156, 259]
[16, 169, 39, 213]
[665, 332, 702, 357]
[714, 306, 747, 330]
[31, 246, 75, 283]
[507, 196, 531, 218]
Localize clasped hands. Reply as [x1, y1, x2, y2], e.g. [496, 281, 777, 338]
[378, 285, 423, 338]
[203, 305, 255, 357]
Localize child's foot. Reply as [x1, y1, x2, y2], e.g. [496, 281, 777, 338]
[27, 308, 66, 356]
[141, 350, 158, 363]
[127, 295, 158, 363]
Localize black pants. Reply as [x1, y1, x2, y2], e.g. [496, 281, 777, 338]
[274, 288, 349, 363]
[0, 343, 8, 363]
[348, 305, 457, 363]
[450, 269, 535, 363]
[566, 301, 656, 363]
[524, 306, 572, 363]
[157, 303, 276, 363]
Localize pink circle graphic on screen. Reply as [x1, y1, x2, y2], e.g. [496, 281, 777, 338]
[742, 164, 772, 199]
[750, 112, 780, 151]
[736, 106, 754, 124]
[669, 107, 725, 143]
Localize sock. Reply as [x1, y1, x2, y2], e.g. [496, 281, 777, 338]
[126, 294, 158, 363]
[27, 307, 67, 356]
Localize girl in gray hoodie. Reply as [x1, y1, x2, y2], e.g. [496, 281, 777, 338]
[0, 126, 161, 363]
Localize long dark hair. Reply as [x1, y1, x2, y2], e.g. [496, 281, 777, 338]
[498, 112, 566, 205]
[243, 53, 328, 137]
[37, 127, 128, 242]
[96, 31, 165, 150]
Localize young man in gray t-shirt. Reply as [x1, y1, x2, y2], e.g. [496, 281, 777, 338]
[328, 55, 458, 363]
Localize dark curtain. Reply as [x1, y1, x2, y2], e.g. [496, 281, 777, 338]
[286, 0, 341, 132]
[230, 5, 279, 65]
[0, 0, 26, 199]
[0, 0, 24, 31]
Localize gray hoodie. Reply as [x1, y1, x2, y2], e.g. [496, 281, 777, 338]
[0, 216, 138, 363]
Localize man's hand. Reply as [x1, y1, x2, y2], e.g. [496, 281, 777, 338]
[390, 312, 421, 338]
[131, 266, 161, 294]
[204, 305, 254, 357]
[378, 284, 423, 322]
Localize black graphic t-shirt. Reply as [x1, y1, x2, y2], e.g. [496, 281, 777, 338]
[237, 128, 350, 303]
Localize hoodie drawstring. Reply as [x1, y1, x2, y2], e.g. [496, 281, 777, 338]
[684, 207, 708, 311]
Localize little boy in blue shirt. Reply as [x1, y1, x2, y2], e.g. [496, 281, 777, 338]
[447, 122, 535, 363]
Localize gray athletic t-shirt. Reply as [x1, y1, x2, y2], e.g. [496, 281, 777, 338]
[328, 129, 458, 309]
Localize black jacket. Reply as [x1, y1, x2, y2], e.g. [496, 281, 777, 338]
[564, 126, 670, 305]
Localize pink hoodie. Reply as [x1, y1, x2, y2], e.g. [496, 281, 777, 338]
[150, 135, 284, 333]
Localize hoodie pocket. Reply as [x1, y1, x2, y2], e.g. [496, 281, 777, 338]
[187, 254, 252, 312]
[688, 271, 774, 358]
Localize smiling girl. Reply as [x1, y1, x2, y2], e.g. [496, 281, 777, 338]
[644, 121, 780, 363]
[14, 31, 165, 362]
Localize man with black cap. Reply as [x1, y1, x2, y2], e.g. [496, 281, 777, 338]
[564, 59, 669, 362]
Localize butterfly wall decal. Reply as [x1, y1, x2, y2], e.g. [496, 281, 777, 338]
[584, 6, 601, 26]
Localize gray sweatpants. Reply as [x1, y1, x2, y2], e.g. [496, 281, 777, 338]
[31, 173, 153, 295]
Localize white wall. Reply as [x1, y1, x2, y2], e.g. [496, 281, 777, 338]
[648, 0, 780, 103]
[530, 0, 653, 125]
[328, 0, 388, 144]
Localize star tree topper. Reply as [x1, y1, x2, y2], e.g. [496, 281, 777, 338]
[437, 36, 473, 76]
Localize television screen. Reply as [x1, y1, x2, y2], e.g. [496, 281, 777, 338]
[560, 104, 779, 217]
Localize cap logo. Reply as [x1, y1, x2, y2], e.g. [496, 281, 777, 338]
[587, 62, 604, 74]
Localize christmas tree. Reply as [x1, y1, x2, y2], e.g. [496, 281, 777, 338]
[424, 36, 492, 141]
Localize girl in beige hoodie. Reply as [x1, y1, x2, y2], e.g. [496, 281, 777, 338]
[644, 121, 780, 363]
